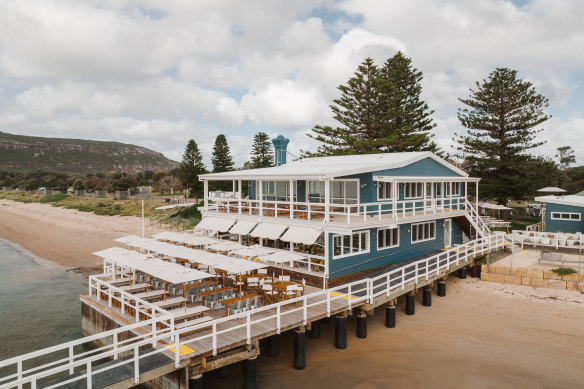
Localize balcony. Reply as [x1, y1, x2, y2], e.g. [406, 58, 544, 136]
[206, 196, 467, 225]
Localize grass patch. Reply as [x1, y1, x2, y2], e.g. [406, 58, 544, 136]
[39, 193, 69, 203]
[551, 267, 577, 276]
[166, 204, 202, 229]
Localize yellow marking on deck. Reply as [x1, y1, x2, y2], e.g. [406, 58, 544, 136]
[440, 248, 464, 252]
[165, 343, 195, 356]
[329, 291, 358, 300]
[520, 250, 529, 254]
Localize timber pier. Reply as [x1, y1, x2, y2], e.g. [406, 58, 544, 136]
[0, 234, 506, 389]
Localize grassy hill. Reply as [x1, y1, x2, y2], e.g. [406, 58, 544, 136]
[0, 131, 178, 173]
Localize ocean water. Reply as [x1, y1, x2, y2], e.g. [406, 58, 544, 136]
[0, 238, 88, 362]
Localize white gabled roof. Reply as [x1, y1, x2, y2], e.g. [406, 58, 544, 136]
[535, 195, 584, 208]
[200, 152, 468, 180]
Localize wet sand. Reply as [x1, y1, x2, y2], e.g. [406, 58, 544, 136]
[207, 278, 584, 389]
[0, 199, 164, 268]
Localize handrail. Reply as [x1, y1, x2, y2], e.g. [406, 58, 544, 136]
[0, 234, 505, 389]
[464, 199, 490, 238]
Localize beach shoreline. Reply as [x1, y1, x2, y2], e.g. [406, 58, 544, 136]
[0, 199, 165, 268]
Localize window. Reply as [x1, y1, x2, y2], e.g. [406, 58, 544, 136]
[411, 222, 436, 243]
[333, 231, 370, 258]
[551, 212, 581, 221]
[378, 227, 399, 249]
[378, 182, 393, 200]
[309, 180, 359, 204]
[435, 183, 443, 198]
[262, 181, 296, 201]
[404, 182, 423, 198]
[445, 182, 461, 197]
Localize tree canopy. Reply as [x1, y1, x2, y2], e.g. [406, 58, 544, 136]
[211, 134, 235, 173]
[454, 67, 550, 203]
[307, 52, 438, 156]
[250, 132, 274, 168]
[179, 139, 206, 198]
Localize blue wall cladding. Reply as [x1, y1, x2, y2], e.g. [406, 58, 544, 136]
[340, 157, 464, 204]
[374, 157, 463, 178]
[328, 218, 467, 278]
[545, 203, 584, 233]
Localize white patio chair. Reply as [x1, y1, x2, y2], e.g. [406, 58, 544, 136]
[262, 284, 278, 304]
[258, 268, 267, 275]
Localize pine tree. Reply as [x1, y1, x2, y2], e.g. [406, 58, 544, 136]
[307, 57, 385, 156]
[556, 146, 575, 188]
[179, 139, 206, 198]
[306, 54, 439, 156]
[250, 132, 274, 168]
[378, 51, 438, 153]
[455, 68, 550, 203]
[211, 134, 234, 173]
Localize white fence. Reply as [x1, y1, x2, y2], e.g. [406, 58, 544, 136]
[0, 234, 505, 389]
[512, 230, 584, 250]
[211, 197, 466, 224]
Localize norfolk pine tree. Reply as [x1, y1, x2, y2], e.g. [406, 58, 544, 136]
[455, 68, 550, 203]
[307, 54, 438, 156]
[250, 132, 274, 168]
[211, 134, 235, 191]
[180, 139, 206, 198]
[378, 51, 438, 153]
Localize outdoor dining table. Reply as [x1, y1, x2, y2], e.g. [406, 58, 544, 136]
[198, 286, 235, 306]
[149, 297, 187, 310]
[220, 293, 261, 316]
[168, 305, 210, 322]
[117, 283, 148, 294]
[271, 281, 296, 300]
[131, 290, 166, 302]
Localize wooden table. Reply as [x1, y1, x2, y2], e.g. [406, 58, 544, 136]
[220, 293, 261, 316]
[271, 282, 296, 300]
[117, 283, 148, 294]
[198, 287, 235, 306]
[131, 290, 165, 302]
[168, 305, 210, 322]
[149, 297, 187, 310]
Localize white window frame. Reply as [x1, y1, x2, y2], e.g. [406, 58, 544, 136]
[404, 182, 423, 199]
[309, 179, 359, 204]
[332, 230, 370, 259]
[551, 212, 581, 221]
[377, 227, 399, 250]
[377, 181, 393, 200]
[411, 221, 436, 243]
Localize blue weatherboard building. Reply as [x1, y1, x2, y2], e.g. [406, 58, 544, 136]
[535, 195, 584, 234]
[199, 144, 486, 283]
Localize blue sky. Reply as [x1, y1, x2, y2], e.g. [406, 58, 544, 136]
[0, 0, 582, 167]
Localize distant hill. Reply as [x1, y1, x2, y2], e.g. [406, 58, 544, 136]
[0, 131, 179, 173]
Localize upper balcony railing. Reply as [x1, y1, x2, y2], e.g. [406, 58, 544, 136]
[207, 196, 466, 224]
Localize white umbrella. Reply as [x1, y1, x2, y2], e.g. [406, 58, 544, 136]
[537, 187, 566, 193]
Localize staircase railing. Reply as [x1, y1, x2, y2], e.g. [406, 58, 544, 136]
[464, 199, 490, 238]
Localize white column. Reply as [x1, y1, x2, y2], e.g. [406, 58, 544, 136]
[475, 181, 479, 213]
[392, 180, 397, 219]
[422, 179, 426, 215]
[324, 229, 329, 278]
[203, 180, 208, 211]
[289, 180, 294, 219]
[449, 181, 453, 211]
[238, 180, 242, 214]
[258, 180, 263, 217]
[324, 180, 330, 223]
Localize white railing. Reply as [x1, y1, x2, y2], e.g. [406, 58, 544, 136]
[526, 223, 542, 232]
[512, 230, 584, 250]
[0, 234, 505, 389]
[464, 199, 490, 238]
[211, 197, 466, 224]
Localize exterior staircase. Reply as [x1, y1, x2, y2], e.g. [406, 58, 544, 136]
[461, 199, 490, 239]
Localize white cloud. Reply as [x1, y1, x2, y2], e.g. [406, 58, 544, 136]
[0, 0, 582, 167]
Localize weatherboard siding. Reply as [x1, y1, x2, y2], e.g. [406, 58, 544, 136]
[328, 218, 463, 278]
[544, 203, 584, 233]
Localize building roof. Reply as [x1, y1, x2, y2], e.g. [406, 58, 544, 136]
[200, 152, 468, 180]
[535, 195, 584, 208]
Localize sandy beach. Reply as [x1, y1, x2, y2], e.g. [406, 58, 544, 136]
[1, 200, 583, 387]
[0, 199, 165, 268]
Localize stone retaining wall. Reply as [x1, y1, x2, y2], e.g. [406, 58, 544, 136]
[480, 264, 583, 291]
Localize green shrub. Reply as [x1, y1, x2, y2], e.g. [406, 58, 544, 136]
[39, 193, 68, 203]
[551, 267, 577, 276]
